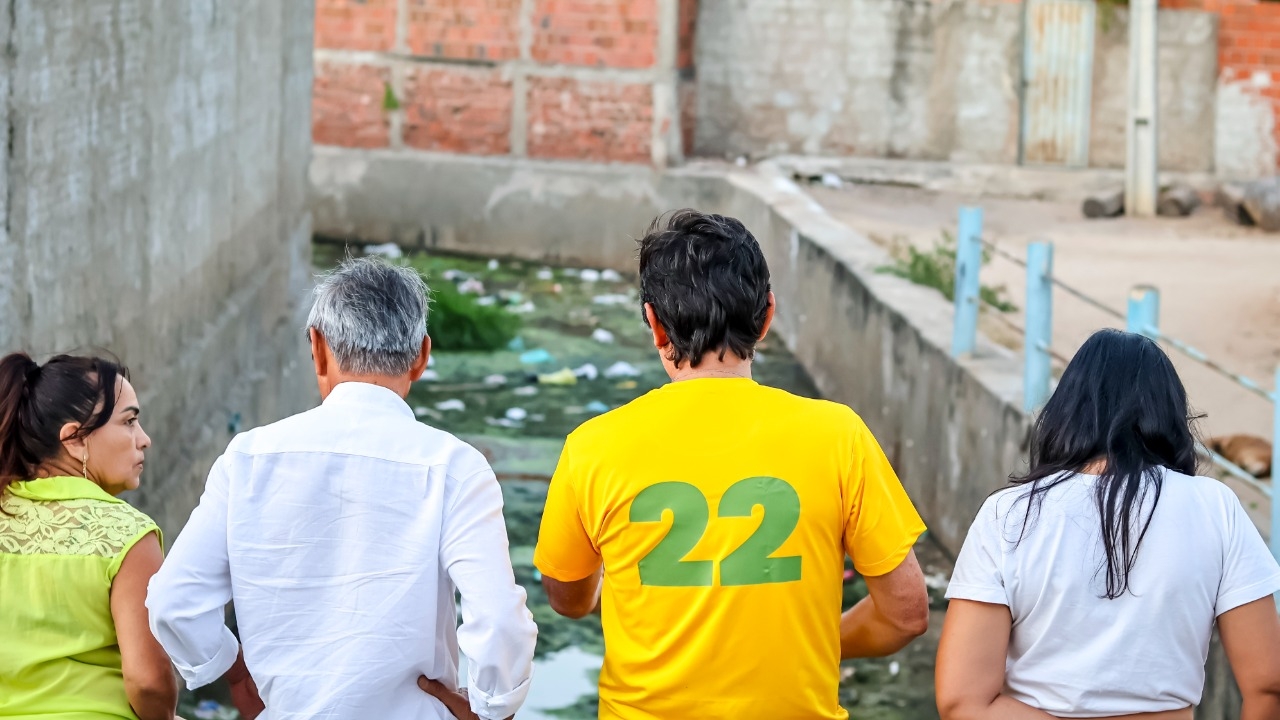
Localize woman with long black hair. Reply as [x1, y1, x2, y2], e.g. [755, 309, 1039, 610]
[937, 329, 1280, 720]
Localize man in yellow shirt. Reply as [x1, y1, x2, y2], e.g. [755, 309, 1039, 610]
[534, 210, 931, 719]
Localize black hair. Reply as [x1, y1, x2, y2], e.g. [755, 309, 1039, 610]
[1011, 328, 1201, 599]
[638, 209, 772, 369]
[0, 352, 128, 502]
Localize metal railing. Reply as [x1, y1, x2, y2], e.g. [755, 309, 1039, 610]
[948, 207, 1280, 560]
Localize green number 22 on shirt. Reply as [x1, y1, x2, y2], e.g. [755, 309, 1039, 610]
[630, 476, 802, 587]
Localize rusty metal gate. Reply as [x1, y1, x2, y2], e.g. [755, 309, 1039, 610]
[1021, 0, 1097, 167]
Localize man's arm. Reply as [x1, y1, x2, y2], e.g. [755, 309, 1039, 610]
[542, 566, 603, 619]
[145, 455, 241, 690]
[437, 469, 537, 720]
[840, 550, 928, 658]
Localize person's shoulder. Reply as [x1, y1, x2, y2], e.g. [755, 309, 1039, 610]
[1160, 467, 1247, 514]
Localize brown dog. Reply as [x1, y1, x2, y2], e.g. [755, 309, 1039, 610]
[1206, 434, 1273, 479]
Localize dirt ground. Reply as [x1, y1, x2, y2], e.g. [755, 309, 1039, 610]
[806, 183, 1280, 443]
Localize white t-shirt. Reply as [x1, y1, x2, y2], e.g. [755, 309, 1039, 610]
[947, 468, 1280, 718]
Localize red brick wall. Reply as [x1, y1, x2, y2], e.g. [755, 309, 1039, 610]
[1164, 0, 1280, 166]
[313, 0, 687, 165]
[528, 77, 653, 161]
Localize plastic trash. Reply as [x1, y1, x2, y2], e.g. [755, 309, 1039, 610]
[820, 172, 844, 189]
[603, 361, 641, 378]
[505, 408, 528, 422]
[363, 243, 403, 259]
[483, 374, 507, 386]
[507, 301, 536, 314]
[552, 283, 563, 294]
[476, 295, 497, 306]
[537, 368, 578, 386]
[435, 399, 466, 412]
[573, 363, 599, 381]
[488, 259, 500, 270]
[579, 269, 601, 283]
[888, 661, 900, 677]
[519, 349, 552, 364]
[591, 328, 615, 344]
[562, 268, 580, 277]
[458, 278, 485, 295]
[507, 336, 526, 351]
[537, 268, 554, 280]
[600, 269, 622, 282]
[486, 417, 521, 429]
[513, 386, 538, 397]
[498, 290, 524, 304]
[614, 380, 638, 390]
[428, 354, 436, 368]
[592, 293, 631, 305]
[563, 405, 585, 414]
[585, 400, 609, 414]
[735, 155, 748, 167]
[416, 369, 439, 382]
[442, 269, 466, 281]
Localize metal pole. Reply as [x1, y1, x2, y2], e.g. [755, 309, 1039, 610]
[1126, 0, 1159, 217]
[951, 207, 984, 357]
[1024, 241, 1054, 413]
[1126, 286, 1160, 337]
[1272, 365, 1280, 563]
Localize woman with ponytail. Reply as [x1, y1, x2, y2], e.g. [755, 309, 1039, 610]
[0, 352, 178, 719]
[936, 329, 1280, 720]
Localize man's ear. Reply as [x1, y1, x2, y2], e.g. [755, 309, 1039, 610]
[759, 291, 776, 341]
[310, 328, 329, 377]
[644, 303, 670, 349]
[408, 335, 431, 382]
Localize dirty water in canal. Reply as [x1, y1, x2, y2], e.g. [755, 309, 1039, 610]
[179, 244, 952, 720]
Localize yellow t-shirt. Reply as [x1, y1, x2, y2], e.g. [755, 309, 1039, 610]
[534, 378, 926, 720]
[0, 476, 161, 720]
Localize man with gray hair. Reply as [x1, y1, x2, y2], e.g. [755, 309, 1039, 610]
[147, 256, 537, 720]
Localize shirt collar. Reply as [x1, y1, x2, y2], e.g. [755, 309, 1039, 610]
[8, 476, 121, 504]
[322, 381, 415, 419]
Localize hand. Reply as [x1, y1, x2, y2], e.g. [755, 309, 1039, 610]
[417, 677, 482, 720]
[224, 652, 264, 720]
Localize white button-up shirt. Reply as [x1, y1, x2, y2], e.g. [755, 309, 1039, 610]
[147, 382, 537, 720]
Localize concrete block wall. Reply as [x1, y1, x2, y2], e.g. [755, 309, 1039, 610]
[312, 0, 691, 166]
[0, 0, 317, 537]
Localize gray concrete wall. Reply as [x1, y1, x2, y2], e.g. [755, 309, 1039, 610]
[691, 0, 1220, 175]
[0, 0, 317, 537]
[1090, 9, 1218, 173]
[692, 0, 1023, 163]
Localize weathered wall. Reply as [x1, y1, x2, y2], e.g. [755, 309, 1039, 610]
[311, 150, 1030, 553]
[693, 0, 1024, 163]
[0, 1, 317, 537]
[312, 0, 689, 166]
[692, 0, 1231, 176]
[1090, 9, 1219, 172]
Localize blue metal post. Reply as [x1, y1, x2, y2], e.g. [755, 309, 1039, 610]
[951, 207, 984, 357]
[1126, 286, 1160, 338]
[1024, 242, 1054, 413]
[1272, 365, 1280, 564]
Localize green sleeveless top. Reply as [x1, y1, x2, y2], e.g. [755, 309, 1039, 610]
[0, 476, 161, 720]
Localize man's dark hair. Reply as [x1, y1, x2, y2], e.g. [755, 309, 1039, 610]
[638, 209, 772, 369]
